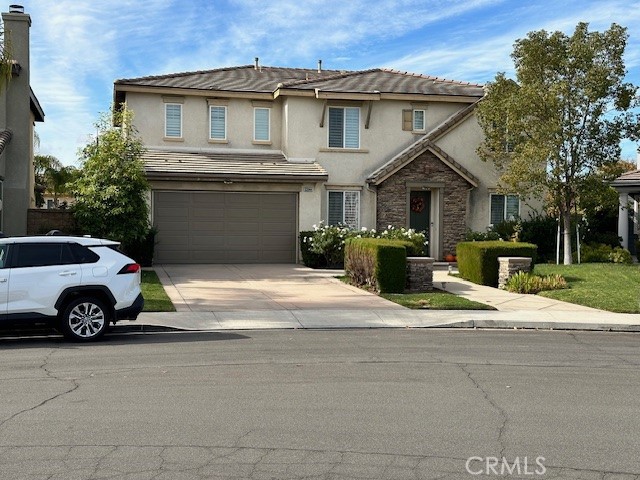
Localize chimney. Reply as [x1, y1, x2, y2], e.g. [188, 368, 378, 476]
[254, 57, 259, 70]
[317, 59, 322, 73]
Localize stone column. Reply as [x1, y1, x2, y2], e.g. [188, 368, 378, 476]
[498, 257, 532, 289]
[618, 192, 629, 250]
[406, 257, 434, 292]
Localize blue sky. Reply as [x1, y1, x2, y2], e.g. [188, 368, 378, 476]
[12, 0, 640, 165]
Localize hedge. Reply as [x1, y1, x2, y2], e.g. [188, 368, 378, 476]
[345, 238, 407, 293]
[299, 231, 327, 268]
[456, 241, 537, 287]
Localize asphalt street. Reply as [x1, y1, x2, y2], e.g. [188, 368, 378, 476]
[0, 329, 639, 479]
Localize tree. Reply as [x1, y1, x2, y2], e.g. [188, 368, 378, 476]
[477, 23, 639, 264]
[0, 26, 13, 90]
[73, 107, 150, 244]
[34, 154, 62, 207]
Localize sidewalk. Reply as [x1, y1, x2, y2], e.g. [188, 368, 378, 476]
[127, 267, 640, 333]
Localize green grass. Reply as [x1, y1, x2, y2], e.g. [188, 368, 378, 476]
[380, 290, 497, 310]
[533, 263, 640, 313]
[141, 270, 175, 312]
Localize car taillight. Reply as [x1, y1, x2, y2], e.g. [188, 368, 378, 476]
[118, 263, 141, 274]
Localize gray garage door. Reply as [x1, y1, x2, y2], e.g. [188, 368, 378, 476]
[153, 191, 297, 263]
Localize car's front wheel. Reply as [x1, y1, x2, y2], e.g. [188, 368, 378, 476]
[60, 297, 110, 341]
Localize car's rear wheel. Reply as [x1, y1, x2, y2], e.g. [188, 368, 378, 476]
[60, 297, 110, 341]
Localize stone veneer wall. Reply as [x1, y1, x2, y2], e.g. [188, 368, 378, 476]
[406, 257, 434, 292]
[376, 150, 471, 259]
[497, 257, 532, 289]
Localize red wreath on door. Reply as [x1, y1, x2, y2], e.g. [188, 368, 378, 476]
[411, 197, 425, 213]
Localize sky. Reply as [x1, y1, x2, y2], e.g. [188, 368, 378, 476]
[9, 0, 640, 165]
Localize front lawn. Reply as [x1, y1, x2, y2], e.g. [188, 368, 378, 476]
[141, 270, 175, 312]
[533, 263, 640, 313]
[381, 290, 497, 310]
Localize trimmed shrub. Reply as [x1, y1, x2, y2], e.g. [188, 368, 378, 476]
[122, 227, 156, 267]
[577, 243, 632, 264]
[302, 222, 428, 268]
[464, 228, 501, 241]
[518, 215, 557, 263]
[299, 231, 327, 269]
[345, 238, 407, 293]
[456, 241, 537, 287]
[505, 271, 567, 294]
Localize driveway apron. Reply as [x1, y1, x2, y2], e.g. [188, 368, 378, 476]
[155, 264, 403, 312]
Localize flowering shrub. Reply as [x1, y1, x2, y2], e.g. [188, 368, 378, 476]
[303, 222, 428, 268]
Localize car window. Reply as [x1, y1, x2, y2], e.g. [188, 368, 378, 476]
[14, 244, 71, 268]
[70, 243, 100, 264]
[0, 244, 7, 269]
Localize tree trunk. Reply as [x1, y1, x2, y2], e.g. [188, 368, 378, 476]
[562, 209, 572, 265]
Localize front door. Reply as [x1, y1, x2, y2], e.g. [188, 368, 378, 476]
[409, 190, 430, 238]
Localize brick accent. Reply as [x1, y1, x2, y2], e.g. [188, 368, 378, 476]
[406, 257, 434, 292]
[498, 257, 532, 289]
[27, 209, 77, 235]
[376, 150, 471, 259]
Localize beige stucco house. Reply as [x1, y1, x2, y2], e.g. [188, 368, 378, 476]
[114, 61, 533, 263]
[0, 5, 44, 235]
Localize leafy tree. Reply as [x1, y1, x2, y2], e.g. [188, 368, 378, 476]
[33, 154, 78, 208]
[477, 23, 639, 264]
[73, 107, 150, 244]
[34, 154, 62, 207]
[0, 27, 13, 90]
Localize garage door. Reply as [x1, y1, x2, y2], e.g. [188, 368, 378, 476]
[153, 192, 297, 263]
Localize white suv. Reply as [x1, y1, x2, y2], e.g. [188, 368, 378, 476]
[0, 236, 144, 341]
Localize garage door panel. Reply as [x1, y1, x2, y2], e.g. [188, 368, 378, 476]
[154, 192, 297, 264]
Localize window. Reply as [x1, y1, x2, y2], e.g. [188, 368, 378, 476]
[14, 244, 76, 268]
[70, 243, 100, 264]
[0, 244, 7, 269]
[254, 107, 270, 142]
[328, 191, 359, 228]
[413, 109, 426, 131]
[328, 107, 360, 149]
[210, 105, 227, 140]
[165, 103, 182, 138]
[490, 194, 520, 224]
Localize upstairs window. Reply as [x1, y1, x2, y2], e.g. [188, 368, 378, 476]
[209, 106, 227, 140]
[413, 109, 426, 131]
[165, 103, 182, 138]
[328, 191, 360, 229]
[328, 107, 360, 149]
[254, 107, 270, 142]
[490, 194, 520, 225]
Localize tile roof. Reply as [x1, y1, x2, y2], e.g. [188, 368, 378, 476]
[115, 65, 484, 98]
[367, 101, 481, 186]
[0, 129, 12, 156]
[282, 68, 484, 97]
[612, 169, 640, 188]
[142, 149, 328, 182]
[115, 65, 345, 93]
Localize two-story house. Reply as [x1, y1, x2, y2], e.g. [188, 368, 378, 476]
[114, 61, 532, 263]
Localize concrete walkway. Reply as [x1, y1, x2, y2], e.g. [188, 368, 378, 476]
[127, 264, 640, 333]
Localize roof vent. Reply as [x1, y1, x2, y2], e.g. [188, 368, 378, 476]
[254, 57, 259, 70]
[9, 5, 24, 13]
[317, 59, 322, 73]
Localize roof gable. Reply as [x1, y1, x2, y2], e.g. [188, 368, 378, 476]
[367, 101, 481, 186]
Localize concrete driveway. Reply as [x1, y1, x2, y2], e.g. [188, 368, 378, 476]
[154, 264, 403, 312]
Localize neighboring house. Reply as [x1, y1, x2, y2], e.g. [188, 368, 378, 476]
[611, 163, 640, 252]
[0, 5, 44, 235]
[113, 61, 535, 263]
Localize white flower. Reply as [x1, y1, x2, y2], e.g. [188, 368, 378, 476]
[361, 227, 367, 232]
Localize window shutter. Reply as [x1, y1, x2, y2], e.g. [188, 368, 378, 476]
[328, 108, 344, 148]
[344, 108, 360, 148]
[165, 104, 181, 137]
[254, 108, 270, 141]
[402, 109, 412, 131]
[210, 106, 226, 139]
[490, 194, 505, 225]
[328, 191, 343, 225]
[343, 191, 359, 229]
